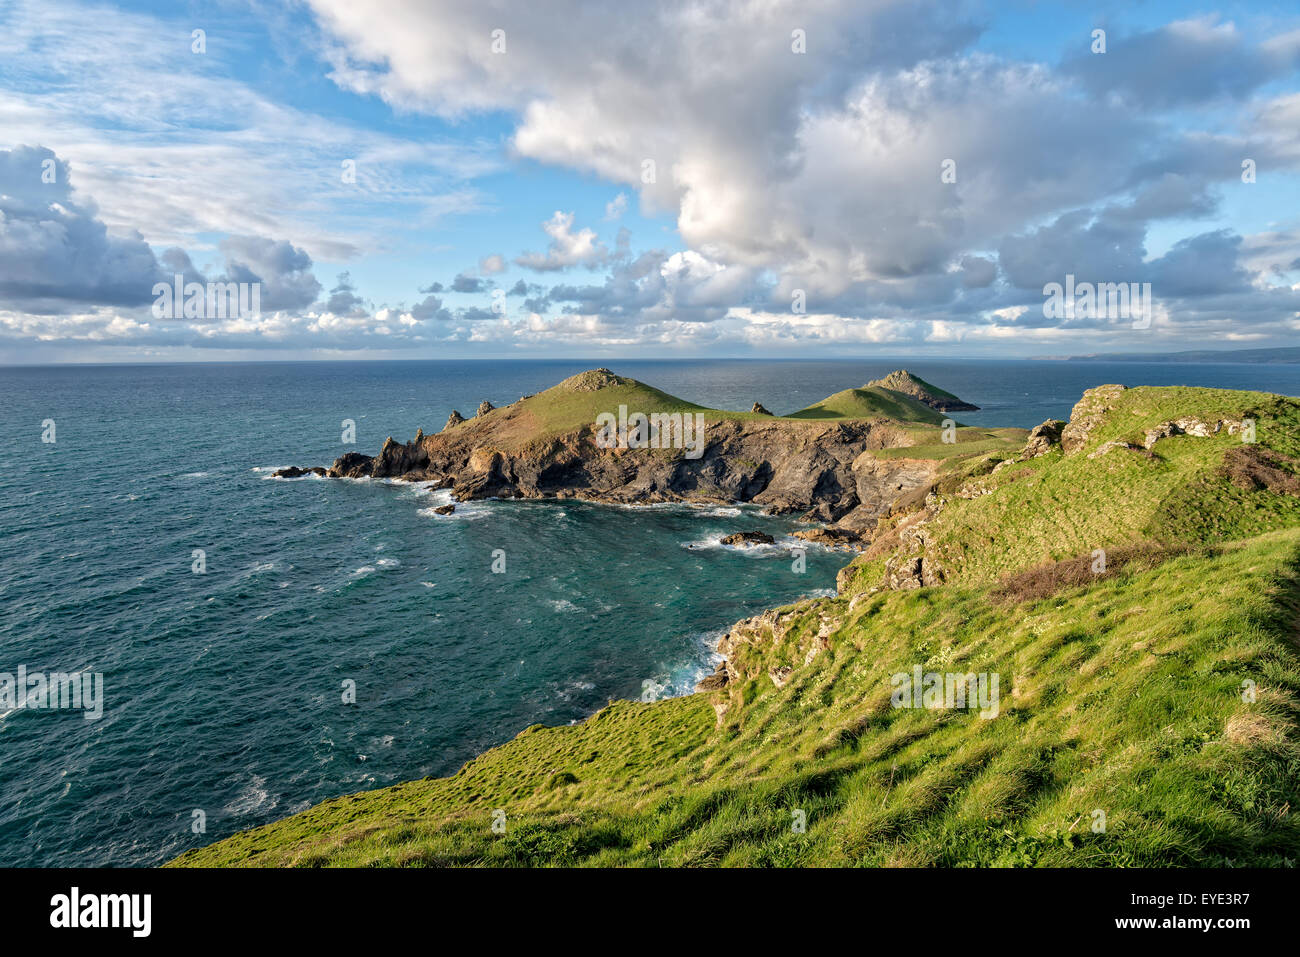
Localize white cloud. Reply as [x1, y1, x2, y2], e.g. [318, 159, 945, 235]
[514, 211, 609, 271]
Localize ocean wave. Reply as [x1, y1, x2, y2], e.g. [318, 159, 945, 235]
[680, 536, 799, 556]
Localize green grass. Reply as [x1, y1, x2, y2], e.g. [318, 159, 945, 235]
[786, 386, 949, 425]
[173, 382, 1300, 868]
[174, 529, 1300, 867]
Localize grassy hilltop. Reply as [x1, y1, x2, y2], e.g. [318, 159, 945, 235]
[173, 380, 1300, 867]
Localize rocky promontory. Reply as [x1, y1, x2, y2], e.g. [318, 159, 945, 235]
[290, 368, 990, 534]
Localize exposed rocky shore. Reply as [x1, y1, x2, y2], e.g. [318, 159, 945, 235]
[277, 368, 956, 535]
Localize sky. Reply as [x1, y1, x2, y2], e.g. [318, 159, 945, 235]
[1, 0, 1298, 363]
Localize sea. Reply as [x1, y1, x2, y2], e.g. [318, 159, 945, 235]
[3, 357, 1299, 866]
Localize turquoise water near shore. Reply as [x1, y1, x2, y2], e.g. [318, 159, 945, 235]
[3, 357, 1299, 866]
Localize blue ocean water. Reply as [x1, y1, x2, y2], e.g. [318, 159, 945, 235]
[2, 357, 1299, 867]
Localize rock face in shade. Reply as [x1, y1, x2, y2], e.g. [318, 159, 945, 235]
[317, 369, 959, 534]
[720, 531, 775, 546]
[865, 369, 979, 412]
[1022, 419, 1066, 458]
[751, 403, 773, 415]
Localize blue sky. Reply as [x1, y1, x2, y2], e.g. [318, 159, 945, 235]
[1, 0, 1298, 362]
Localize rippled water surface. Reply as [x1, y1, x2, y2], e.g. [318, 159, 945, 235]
[3, 358, 1298, 865]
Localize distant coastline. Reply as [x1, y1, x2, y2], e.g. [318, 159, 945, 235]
[1033, 346, 1300, 365]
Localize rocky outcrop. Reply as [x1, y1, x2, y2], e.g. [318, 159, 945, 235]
[1061, 384, 1127, 454]
[791, 527, 863, 548]
[721, 531, 775, 546]
[1143, 417, 1247, 449]
[322, 378, 939, 532]
[866, 369, 979, 412]
[432, 504, 456, 515]
[1023, 419, 1065, 458]
[475, 401, 495, 417]
[751, 403, 773, 415]
[443, 411, 465, 431]
[272, 466, 326, 478]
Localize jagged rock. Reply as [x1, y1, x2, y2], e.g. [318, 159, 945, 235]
[316, 369, 938, 529]
[751, 403, 773, 415]
[1061, 384, 1127, 454]
[475, 400, 495, 417]
[1144, 417, 1246, 449]
[792, 527, 863, 548]
[273, 466, 311, 478]
[327, 452, 375, 478]
[866, 369, 979, 412]
[443, 410, 465, 431]
[1023, 419, 1066, 458]
[695, 661, 730, 692]
[557, 368, 624, 392]
[836, 563, 862, 594]
[432, 504, 456, 515]
[414, 428, 424, 443]
[310, 466, 326, 476]
[721, 531, 775, 546]
[769, 666, 794, 688]
[884, 553, 945, 590]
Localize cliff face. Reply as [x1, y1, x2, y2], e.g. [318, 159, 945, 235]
[327, 404, 937, 532]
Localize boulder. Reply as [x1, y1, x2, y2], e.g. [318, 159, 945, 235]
[751, 403, 773, 415]
[272, 466, 310, 478]
[792, 527, 863, 548]
[1023, 419, 1065, 458]
[695, 661, 730, 692]
[721, 531, 775, 546]
[432, 504, 456, 515]
[443, 410, 465, 431]
[475, 400, 495, 417]
[1061, 384, 1127, 454]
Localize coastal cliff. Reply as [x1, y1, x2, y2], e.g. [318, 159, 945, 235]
[185, 376, 1300, 868]
[284, 368, 1009, 534]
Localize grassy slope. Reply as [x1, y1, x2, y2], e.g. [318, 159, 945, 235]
[912, 386, 1300, 584]
[786, 385, 949, 425]
[174, 530, 1300, 867]
[174, 383, 1300, 868]
[487, 371, 1019, 462]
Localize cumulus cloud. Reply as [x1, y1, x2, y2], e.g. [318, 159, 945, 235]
[0, 146, 165, 312]
[514, 211, 609, 271]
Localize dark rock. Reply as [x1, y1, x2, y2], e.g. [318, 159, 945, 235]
[721, 531, 775, 546]
[273, 466, 310, 478]
[751, 403, 773, 415]
[695, 661, 730, 692]
[432, 504, 456, 515]
[327, 452, 374, 478]
[792, 527, 863, 547]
